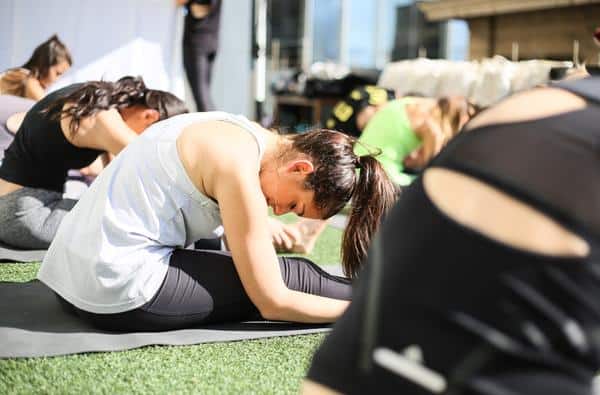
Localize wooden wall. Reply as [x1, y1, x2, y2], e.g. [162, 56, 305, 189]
[468, 5, 600, 63]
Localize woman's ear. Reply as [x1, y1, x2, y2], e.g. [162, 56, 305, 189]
[143, 108, 160, 125]
[287, 159, 314, 175]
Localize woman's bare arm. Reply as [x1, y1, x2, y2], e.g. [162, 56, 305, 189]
[186, 122, 349, 323]
[215, 167, 349, 322]
[23, 78, 45, 101]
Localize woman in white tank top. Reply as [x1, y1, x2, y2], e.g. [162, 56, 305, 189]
[38, 111, 397, 330]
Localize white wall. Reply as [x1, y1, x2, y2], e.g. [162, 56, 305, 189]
[0, 0, 255, 118]
[0, 0, 185, 97]
[211, 0, 254, 117]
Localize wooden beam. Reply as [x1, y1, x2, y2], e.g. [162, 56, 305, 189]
[418, 0, 600, 21]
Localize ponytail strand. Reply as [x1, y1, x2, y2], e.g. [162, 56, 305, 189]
[342, 155, 398, 278]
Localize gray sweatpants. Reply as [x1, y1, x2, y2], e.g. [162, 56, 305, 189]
[0, 187, 76, 249]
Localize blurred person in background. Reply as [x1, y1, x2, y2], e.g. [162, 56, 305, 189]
[276, 87, 477, 257]
[326, 85, 478, 186]
[304, 76, 600, 395]
[176, 0, 222, 111]
[0, 76, 188, 250]
[0, 35, 72, 101]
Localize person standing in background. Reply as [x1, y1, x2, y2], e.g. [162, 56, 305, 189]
[176, 0, 222, 112]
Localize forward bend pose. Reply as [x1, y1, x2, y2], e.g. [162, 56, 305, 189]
[284, 88, 477, 255]
[38, 112, 397, 330]
[0, 76, 188, 249]
[327, 85, 477, 185]
[0, 35, 72, 101]
[304, 77, 600, 394]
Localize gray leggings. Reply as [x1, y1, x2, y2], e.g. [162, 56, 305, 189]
[0, 187, 76, 249]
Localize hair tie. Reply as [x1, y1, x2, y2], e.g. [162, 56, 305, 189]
[355, 155, 362, 169]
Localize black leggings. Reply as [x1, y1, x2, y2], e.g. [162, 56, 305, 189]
[61, 249, 351, 332]
[182, 44, 216, 112]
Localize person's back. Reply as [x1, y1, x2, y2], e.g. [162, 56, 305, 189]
[0, 84, 99, 193]
[305, 77, 600, 394]
[0, 76, 188, 250]
[38, 112, 263, 313]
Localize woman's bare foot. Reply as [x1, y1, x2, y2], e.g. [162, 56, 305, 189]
[289, 219, 328, 254]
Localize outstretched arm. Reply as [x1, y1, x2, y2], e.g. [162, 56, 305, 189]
[215, 169, 349, 323]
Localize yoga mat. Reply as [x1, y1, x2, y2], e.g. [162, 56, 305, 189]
[0, 280, 332, 358]
[0, 241, 46, 263]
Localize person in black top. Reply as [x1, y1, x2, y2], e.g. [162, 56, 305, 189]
[0, 76, 188, 249]
[303, 77, 600, 394]
[176, 0, 222, 112]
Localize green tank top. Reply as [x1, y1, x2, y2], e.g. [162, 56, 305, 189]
[354, 98, 421, 186]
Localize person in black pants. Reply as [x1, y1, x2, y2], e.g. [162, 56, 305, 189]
[177, 0, 221, 112]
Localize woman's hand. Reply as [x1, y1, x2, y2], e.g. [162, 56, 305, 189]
[190, 3, 212, 18]
[78, 152, 113, 178]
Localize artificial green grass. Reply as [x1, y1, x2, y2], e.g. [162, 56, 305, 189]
[0, 221, 343, 394]
[0, 329, 324, 394]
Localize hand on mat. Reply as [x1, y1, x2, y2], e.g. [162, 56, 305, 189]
[268, 217, 302, 252]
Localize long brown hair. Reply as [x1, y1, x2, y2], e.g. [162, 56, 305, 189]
[0, 35, 72, 97]
[22, 34, 72, 81]
[289, 130, 398, 278]
[44, 76, 188, 135]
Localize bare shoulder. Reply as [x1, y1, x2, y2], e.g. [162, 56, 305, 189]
[177, 120, 263, 197]
[178, 120, 263, 168]
[23, 77, 45, 101]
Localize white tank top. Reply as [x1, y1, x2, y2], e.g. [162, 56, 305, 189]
[38, 112, 265, 314]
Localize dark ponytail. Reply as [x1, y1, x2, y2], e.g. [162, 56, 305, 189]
[342, 155, 398, 278]
[44, 76, 188, 135]
[289, 130, 398, 278]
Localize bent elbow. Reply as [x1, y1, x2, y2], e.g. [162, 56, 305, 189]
[254, 289, 289, 321]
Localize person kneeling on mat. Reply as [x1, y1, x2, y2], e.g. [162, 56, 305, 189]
[38, 114, 397, 330]
[0, 76, 188, 250]
[304, 77, 600, 394]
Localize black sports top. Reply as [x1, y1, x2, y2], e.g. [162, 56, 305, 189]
[307, 77, 600, 394]
[0, 84, 102, 193]
[183, 0, 221, 52]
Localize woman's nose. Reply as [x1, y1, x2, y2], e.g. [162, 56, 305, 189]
[274, 206, 288, 216]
